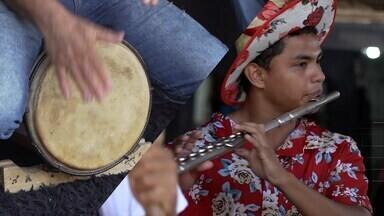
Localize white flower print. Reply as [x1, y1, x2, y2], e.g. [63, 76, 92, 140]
[331, 185, 362, 203]
[305, 133, 323, 149]
[318, 181, 330, 193]
[192, 139, 206, 152]
[232, 203, 248, 216]
[279, 157, 291, 169]
[213, 121, 225, 129]
[332, 185, 342, 197]
[306, 131, 340, 150]
[332, 133, 352, 145]
[201, 125, 216, 143]
[348, 139, 361, 156]
[219, 154, 262, 192]
[262, 189, 279, 210]
[315, 141, 337, 164]
[341, 163, 359, 180]
[192, 117, 232, 151]
[289, 121, 306, 140]
[292, 153, 304, 165]
[229, 164, 257, 185]
[188, 175, 209, 204]
[262, 207, 280, 216]
[278, 140, 293, 150]
[286, 205, 301, 216]
[232, 203, 260, 216]
[211, 182, 259, 216]
[330, 161, 342, 182]
[212, 192, 235, 216]
[305, 131, 339, 164]
[302, 172, 318, 188]
[311, 172, 318, 183]
[330, 160, 359, 182]
[344, 187, 359, 202]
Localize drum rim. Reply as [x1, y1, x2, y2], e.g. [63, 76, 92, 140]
[26, 41, 152, 176]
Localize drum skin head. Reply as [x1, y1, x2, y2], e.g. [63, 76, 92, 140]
[32, 42, 150, 171]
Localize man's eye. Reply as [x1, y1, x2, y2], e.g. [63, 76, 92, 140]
[298, 62, 307, 67]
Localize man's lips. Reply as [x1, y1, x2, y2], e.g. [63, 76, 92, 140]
[307, 89, 323, 101]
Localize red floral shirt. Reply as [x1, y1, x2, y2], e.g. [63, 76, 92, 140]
[178, 113, 372, 215]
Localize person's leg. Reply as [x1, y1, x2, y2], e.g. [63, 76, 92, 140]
[0, 0, 77, 140]
[0, 1, 43, 139]
[78, 0, 228, 141]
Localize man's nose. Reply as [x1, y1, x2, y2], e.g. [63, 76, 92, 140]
[311, 65, 326, 83]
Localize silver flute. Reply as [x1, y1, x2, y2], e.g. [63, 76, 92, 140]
[177, 91, 340, 174]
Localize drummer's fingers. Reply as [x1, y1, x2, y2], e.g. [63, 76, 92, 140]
[67, 58, 92, 102]
[78, 55, 104, 101]
[57, 65, 70, 99]
[87, 48, 112, 97]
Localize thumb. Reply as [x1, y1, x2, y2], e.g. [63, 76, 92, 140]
[235, 148, 251, 161]
[96, 26, 124, 43]
[196, 161, 213, 172]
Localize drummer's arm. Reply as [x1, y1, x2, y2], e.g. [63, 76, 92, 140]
[4, 0, 124, 101]
[4, 0, 159, 27]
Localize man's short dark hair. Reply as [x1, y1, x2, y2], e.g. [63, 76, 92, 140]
[239, 26, 318, 94]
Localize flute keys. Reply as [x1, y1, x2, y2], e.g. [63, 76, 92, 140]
[225, 142, 235, 148]
[229, 134, 236, 139]
[215, 142, 223, 148]
[178, 157, 187, 163]
[235, 132, 243, 137]
[188, 152, 198, 158]
[198, 148, 207, 154]
[178, 157, 186, 162]
[206, 144, 214, 151]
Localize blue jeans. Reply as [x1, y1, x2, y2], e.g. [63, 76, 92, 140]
[0, 0, 227, 140]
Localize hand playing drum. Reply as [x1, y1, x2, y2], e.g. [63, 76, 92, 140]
[26, 0, 159, 102]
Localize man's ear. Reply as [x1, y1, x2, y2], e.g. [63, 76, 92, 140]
[243, 63, 266, 89]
